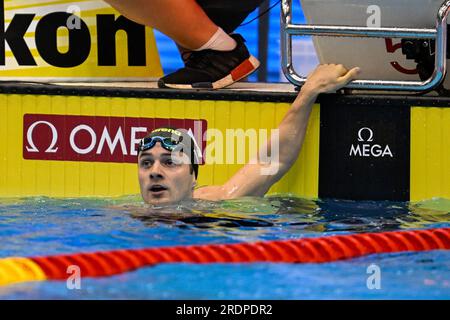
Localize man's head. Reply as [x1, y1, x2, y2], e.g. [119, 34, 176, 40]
[137, 127, 200, 205]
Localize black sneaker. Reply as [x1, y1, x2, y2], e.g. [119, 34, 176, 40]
[158, 34, 260, 89]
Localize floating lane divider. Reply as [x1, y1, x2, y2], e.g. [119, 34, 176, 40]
[1, 227, 449, 286]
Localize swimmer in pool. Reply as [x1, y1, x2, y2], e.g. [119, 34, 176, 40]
[137, 64, 361, 205]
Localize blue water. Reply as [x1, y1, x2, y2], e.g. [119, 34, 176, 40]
[0, 196, 449, 299]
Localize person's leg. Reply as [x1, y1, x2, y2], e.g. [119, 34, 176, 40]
[158, 0, 265, 89]
[104, 0, 262, 89]
[104, 0, 218, 50]
[176, 0, 266, 58]
[197, 0, 266, 34]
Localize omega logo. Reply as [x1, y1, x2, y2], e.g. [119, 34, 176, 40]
[350, 127, 393, 158]
[23, 114, 206, 164]
[26, 121, 59, 153]
[357, 127, 374, 142]
[25, 120, 145, 156]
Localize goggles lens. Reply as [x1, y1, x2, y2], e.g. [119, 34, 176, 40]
[139, 136, 183, 152]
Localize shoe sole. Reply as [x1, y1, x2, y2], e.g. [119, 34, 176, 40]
[159, 55, 260, 90]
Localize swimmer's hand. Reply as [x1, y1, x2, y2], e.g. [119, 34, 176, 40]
[301, 64, 361, 99]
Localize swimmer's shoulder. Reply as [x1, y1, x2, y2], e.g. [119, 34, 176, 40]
[193, 185, 223, 201]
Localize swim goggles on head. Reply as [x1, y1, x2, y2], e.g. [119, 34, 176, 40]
[138, 129, 200, 177]
[138, 135, 184, 153]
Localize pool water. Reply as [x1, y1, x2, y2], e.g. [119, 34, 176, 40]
[0, 196, 449, 299]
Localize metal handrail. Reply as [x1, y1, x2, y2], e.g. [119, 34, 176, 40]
[281, 0, 450, 91]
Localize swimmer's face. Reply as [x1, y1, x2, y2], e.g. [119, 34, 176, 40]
[138, 143, 196, 205]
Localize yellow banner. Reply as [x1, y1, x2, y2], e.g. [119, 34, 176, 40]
[0, 93, 320, 198]
[0, 0, 162, 81]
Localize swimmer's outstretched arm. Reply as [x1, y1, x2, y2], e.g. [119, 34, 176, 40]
[194, 64, 360, 200]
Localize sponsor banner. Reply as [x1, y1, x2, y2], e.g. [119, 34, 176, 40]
[319, 98, 410, 201]
[2, 94, 320, 198]
[23, 114, 206, 164]
[0, 0, 162, 81]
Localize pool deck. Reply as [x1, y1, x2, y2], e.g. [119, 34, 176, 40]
[1, 80, 450, 106]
